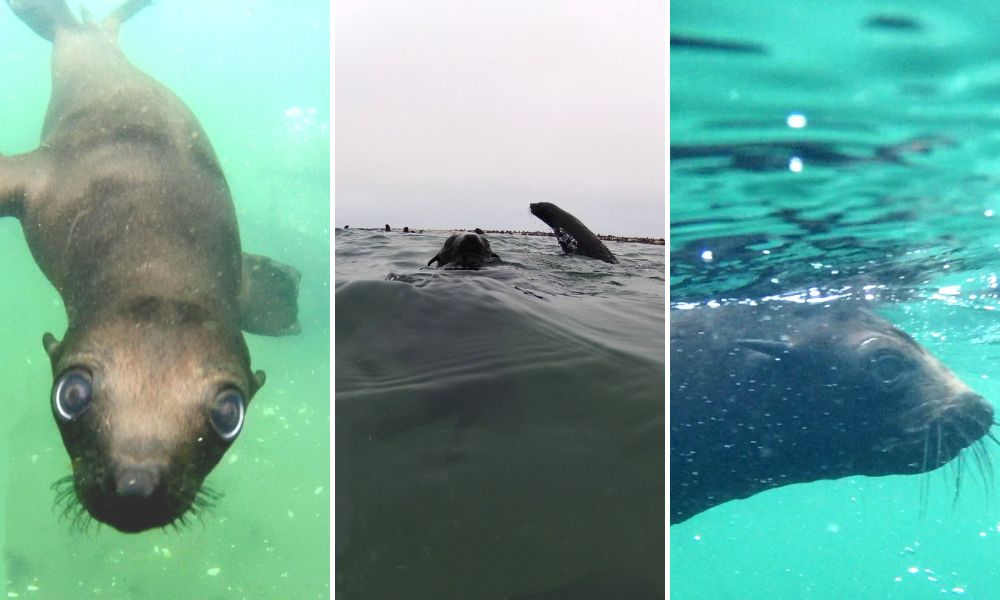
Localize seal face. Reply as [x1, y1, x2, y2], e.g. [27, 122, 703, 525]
[670, 303, 994, 524]
[427, 231, 501, 268]
[2, 0, 300, 532]
[46, 302, 265, 532]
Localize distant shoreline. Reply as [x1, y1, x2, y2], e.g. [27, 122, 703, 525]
[337, 226, 666, 246]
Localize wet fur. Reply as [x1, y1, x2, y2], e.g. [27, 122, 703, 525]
[1, 0, 297, 531]
[670, 302, 995, 524]
[529, 202, 617, 264]
[428, 231, 500, 268]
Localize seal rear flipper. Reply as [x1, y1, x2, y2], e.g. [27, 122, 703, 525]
[0, 151, 49, 219]
[5, 0, 80, 41]
[238, 252, 302, 336]
[101, 0, 153, 33]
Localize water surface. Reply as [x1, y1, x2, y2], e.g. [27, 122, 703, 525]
[672, 1, 1000, 597]
[336, 228, 665, 598]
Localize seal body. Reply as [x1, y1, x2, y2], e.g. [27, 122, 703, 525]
[529, 202, 617, 263]
[427, 231, 500, 268]
[670, 303, 994, 524]
[1, 0, 300, 532]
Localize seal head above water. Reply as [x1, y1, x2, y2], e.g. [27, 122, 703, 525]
[1, 0, 301, 532]
[670, 303, 994, 524]
[427, 231, 500, 268]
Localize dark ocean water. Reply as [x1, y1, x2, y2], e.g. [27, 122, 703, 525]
[0, 1, 330, 598]
[672, 0, 1000, 598]
[335, 228, 665, 598]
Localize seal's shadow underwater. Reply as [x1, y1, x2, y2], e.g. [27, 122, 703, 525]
[0, 0, 301, 532]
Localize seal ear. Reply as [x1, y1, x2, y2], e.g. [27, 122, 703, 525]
[252, 370, 267, 394]
[735, 339, 793, 358]
[42, 332, 61, 359]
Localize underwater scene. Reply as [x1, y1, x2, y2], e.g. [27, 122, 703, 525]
[672, 0, 1000, 598]
[0, 1, 329, 598]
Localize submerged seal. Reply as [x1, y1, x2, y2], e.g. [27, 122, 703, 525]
[427, 231, 500, 268]
[1, 0, 301, 532]
[529, 202, 617, 264]
[670, 303, 994, 524]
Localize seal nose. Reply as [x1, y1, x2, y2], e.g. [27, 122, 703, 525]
[115, 466, 161, 499]
[951, 392, 995, 438]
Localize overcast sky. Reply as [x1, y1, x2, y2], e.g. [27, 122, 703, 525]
[335, 0, 665, 238]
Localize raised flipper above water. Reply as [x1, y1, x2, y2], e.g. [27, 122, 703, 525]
[529, 202, 618, 264]
[238, 252, 302, 336]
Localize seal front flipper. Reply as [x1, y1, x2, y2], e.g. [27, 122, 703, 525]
[238, 252, 303, 336]
[0, 151, 50, 218]
[528, 202, 618, 264]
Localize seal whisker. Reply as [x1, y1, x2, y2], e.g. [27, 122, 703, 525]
[936, 420, 943, 469]
[980, 441, 994, 486]
[197, 484, 224, 502]
[918, 426, 932, 520]
[975, 440, 994, 488]
[918, 471, 930, 521]
[900, 400, 936, 420]
[971, 442, 993, 502]
[952, 450, 963, 507]
[922, 425, 932, 474]
[50, 475, 92, 533]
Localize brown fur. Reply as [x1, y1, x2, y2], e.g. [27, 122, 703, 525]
[1, 1, 297, 531]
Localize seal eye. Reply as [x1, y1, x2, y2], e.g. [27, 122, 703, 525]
[210, 390, 245, 441]
[871, 352, 908, 384]
[53, 369, 93, 422]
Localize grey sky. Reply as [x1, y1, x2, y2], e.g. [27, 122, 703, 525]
[335, 0, 665, 238]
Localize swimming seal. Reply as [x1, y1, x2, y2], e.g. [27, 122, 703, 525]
[529, 202, 617, 264]
[0, 0, 301, 532]
[427, 231, 500, 268]
[670, 303, 994, 524]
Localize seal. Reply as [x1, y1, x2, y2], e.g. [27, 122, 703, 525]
[427, 231, 500, 268]
[0, 0, 301, 533]
[670, 302, 994, 524]
[529, 202, 618, 264]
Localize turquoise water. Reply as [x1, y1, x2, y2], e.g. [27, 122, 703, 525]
[672, 1, 1000, 598]
[335, 229, 664, 598]
[0, 1, 329, 598]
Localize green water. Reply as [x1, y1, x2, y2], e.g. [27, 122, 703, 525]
[0, 1, 330, 598]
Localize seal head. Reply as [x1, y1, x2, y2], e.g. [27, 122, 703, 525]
[427, 231, 500, 268]
[45, 299, 266, 532]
